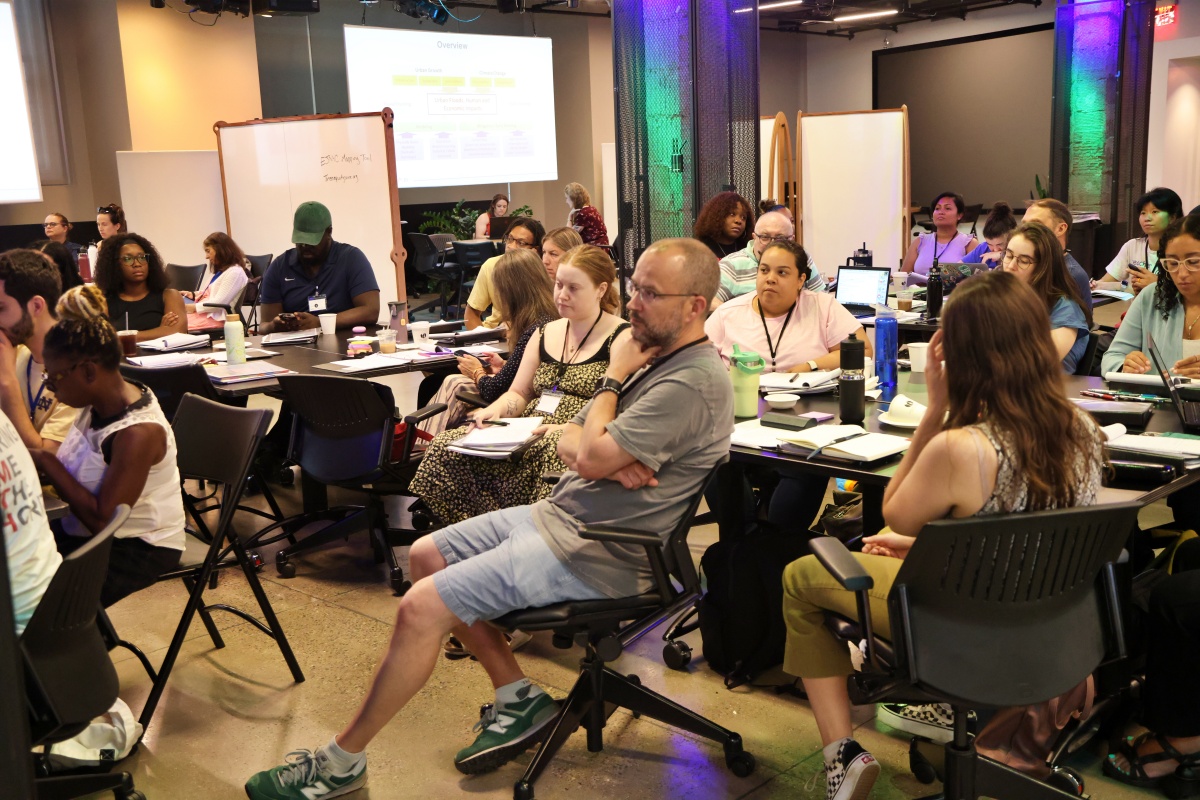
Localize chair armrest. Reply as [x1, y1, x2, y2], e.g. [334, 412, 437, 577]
[455, 389, 487, 409]
[402, 402, 448, 426]
[580, 525, 661, 546]
[810, 537, 874, 592]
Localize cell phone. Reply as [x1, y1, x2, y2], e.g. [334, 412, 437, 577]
[279, 312, 296, 321]
[454, 349, 486, 365]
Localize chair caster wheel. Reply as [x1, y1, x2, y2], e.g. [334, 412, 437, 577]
[1046, 766, 1085, 796]
[726, 750, 756, 778]
[277, 466, 295, 486]
[275, 553, 296, 579]
[412, 510, 432, 531]
[662, 639, 692, 670]
[909, 737, 938, 785]
[390, 570, 411, 596]
[513, 779, 535, 800]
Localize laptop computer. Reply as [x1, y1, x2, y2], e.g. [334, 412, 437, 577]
[834, 266, 892, 318]
[488, 216, 520, 242]
[1146, 333, 1200, 429]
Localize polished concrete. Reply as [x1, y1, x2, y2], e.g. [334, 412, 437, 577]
[91, 369, 1164, 800]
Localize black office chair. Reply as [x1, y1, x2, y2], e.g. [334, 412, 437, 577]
[122, 395, 305, 731]
[963, 203, 985, 238]
[450, 239, 499, 310]
[243, 254, 272, 333]
[165, 263, 206, 294]
[408, 232, 465, 320]
[245, 374, 445, 594]
[809, 502, 1141, 800]
[22, 505, 144, 800]
[1074, 330, 1101, 377]
[490, 464, 756, 800]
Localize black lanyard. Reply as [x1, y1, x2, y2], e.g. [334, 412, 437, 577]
[554, 309, 603, 388]
[756, 297, 795, 369]
[26, 357, 45, 420]
[934, 232, 958, 262]
[620, 336, 710, 398]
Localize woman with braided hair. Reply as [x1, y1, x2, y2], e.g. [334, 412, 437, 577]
[29, 285, 185, 607]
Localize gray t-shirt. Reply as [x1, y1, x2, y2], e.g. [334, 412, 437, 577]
[532, 342, 733, 598]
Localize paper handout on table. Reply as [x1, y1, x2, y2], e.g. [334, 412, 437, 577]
[1092, 289, 1134, 301]
[318, 353, 414, 373]
[262, 330, 319, 345]
[1107, 432, 1200, 458]
[207, 348, 279, 362]
[760, 369, 840, 392]
[777, 424, 910, 462]
[137, 333, 210, 352]
[126, 353, 200, 368]
[449, 417, 545, 459]
[205, 361, 293, 385]
[730, 419, 783, 449]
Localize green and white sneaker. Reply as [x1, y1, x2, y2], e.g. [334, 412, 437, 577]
[245, 747, 366, 800]
[454, 691, 558, 775]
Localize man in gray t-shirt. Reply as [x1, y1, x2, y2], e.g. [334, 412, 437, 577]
[244, 239, 734, 798]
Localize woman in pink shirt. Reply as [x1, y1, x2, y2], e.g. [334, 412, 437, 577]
[184, 232, 250, 331]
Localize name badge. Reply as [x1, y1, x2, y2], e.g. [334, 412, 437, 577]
[308, 293, 328, 312]
[535, 391, 563, 414]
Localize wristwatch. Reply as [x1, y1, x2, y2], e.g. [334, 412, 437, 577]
[593, 376, 623, 398]
[807, 360, 819, 372]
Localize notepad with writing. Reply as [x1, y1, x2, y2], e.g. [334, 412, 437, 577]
[759, 369, 840, 392]
[777, 424, 910, 462]
[205, 362, 294, 385]
[137, 333, 210, 352]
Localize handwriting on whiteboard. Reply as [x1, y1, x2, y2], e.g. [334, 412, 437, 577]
[320, 153, 373, 167]
[324, 174, 359, 183]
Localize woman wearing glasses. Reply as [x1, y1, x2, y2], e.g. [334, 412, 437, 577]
[1000, 222, 1091, 373]
[41, 213, 81, 263]
[29, 285, 185, 606]
[464, 217, 545, 330]
[410, 245, 628, 526]
[94, 232, 187, 341]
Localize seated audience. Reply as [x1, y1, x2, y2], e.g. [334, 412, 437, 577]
[465, 218, 545, 330]
[422, 249, 558, 437]
[1023, 198, 1094, 310]
[540, 226, 583, 282]
[29, 286, 186, 608]
[1000, 222, 1092, 373]
[410, 245, 628, 525]
[694, 191, 754, 260]
[781, 270, 1105, 800]
[94, 232, 187, 342]
[474, 193, 509, 240]
[89, 203, 127, 268]
[706, 240, 869, 539]
[1094, 187, 1184, 294]
[41, 212, 81, 263]
[901, 192, 979, 276]
[185, 231, 250, 331]
[714, 210, 825, 307]
[564, 182, 609, 246]
[0, 250, 77, 455]
[244, 238, 729, 800]
[259, 201, 380, 334]
[962, 201, 1018, 267]
[31, 240, 85, 292]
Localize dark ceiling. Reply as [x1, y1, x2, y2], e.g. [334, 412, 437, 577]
[751, 0, 1043, 38]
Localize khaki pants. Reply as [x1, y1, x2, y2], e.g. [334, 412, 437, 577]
[782, 551, 902, 679]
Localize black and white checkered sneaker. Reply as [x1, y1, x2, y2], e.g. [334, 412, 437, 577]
[876, 702, 971, 744]
[824, 739, 879, 800]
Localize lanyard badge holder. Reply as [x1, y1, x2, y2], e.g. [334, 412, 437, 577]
[308, 286, 327, 313]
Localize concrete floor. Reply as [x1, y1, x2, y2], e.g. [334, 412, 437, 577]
[91, 368, 1166, 800]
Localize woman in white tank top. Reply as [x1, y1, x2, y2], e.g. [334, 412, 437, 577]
[28, 285, 185, 608]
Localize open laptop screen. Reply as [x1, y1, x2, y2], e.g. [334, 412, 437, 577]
[835, 267, 890, 308]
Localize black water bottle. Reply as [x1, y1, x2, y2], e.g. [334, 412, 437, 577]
[927, 260, 944, 320]
[838, 333, 866, 425]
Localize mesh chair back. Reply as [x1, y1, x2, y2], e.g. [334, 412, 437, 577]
[166, 263, 206, 293]
[120, 363, 221, 421]
[663, 461, 725, 591]
[888, 503, 1139, 708]
[245, 254, 272, 280]
[21, 506, 130, 745]
[409, 233, 444, 278]
[276, 374, 395, 484]
[451, 240, 498, 270]
[172, 394, 271, 487]
[428, 233, 457, 252]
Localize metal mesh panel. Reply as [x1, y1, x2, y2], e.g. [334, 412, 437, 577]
[1111, 1, 1155, 244]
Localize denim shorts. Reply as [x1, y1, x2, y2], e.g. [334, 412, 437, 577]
[431, 504, 606, 627]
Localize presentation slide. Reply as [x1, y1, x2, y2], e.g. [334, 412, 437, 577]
[0, 2, 42, 204]
[344, 26, 558, 189]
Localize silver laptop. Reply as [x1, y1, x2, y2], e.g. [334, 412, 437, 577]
[834, 266, 891, 318]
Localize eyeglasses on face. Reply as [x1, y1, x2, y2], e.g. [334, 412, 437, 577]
[1163, 257, 1200, 274]
[753, 233, 793, 244]
[43, 221, 63, 228]
[1002, 250, 1036, 269]
[120, 253, 150, 265]
[504, 234, 535, 249]
[43, 362, 90, 392]
[628, 281, 697, 303]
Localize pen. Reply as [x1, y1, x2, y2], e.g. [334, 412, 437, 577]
[789, 373, 799, 383]
[482, 420, 509, 426]
[806, 432, 868, 461]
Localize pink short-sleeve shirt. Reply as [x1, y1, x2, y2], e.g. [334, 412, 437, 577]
[704, 290, 862, 372]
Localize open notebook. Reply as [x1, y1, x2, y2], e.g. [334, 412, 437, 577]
[448, 417, 545, 459]
[776, 424, 910, 463]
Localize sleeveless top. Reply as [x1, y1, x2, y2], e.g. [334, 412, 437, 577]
[525, 320, 630, 421]
[965, 407, 1103, 514]
[914, 232, 974, 276]
[57, 384, 186, 550]
[107, 290, 165, 332]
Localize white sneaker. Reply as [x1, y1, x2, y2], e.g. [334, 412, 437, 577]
[825, 739, 879, 800]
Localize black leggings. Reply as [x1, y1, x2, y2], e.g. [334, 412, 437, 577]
[1143, 540, 1200, 737]
[56, 530, 182, 608]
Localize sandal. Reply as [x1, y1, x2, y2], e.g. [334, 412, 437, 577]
[1104, 731, 1200, 795]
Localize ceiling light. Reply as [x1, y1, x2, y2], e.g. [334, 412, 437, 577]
[833, 8, 899, 22]
[734, 0, 803, 13]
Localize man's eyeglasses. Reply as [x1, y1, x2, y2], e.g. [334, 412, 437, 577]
[1002, 250, 1036, 269]
[629, 281, 698, 303]
[120, 253, 150, 265]
[753, 233, 793, 244]
[504, 234, 535, 249]
[1163, 257, 1200, 274]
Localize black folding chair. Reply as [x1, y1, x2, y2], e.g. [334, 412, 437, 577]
[243, 254, 273, 333]
[21, 506, 144, 800]
[165, 263, 206, 294]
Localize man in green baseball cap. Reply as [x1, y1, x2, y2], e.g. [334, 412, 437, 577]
[259, 201, 380, 333]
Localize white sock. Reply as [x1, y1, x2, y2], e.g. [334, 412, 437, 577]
[495, 678, 544, 708]
[823, 737, 852, 767]
[324, 735, 365, 772]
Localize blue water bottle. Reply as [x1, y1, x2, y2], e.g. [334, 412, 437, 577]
[874, 305, 898, 389]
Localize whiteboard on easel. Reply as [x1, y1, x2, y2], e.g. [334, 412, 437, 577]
[215, 111, 404, 323]
[117, 151, 225, 268]
[798, 108, 909, 279]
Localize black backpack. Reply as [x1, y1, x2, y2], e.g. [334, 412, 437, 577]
[697, 524, 813, 688]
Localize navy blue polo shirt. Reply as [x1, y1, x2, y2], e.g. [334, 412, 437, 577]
[259, 241, 379, 313]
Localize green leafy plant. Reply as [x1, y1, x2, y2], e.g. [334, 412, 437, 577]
[510, 204, 534, 218]
[419, 200, 479, 240]
[1030, 174, 1049, 201]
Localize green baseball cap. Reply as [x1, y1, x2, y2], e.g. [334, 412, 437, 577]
[292, 201, 332, 246]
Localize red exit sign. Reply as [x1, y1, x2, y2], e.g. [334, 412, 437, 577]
[1156, 4, 1177, 26]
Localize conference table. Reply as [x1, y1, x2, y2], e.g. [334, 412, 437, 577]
[732, 371, 1199, 534]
